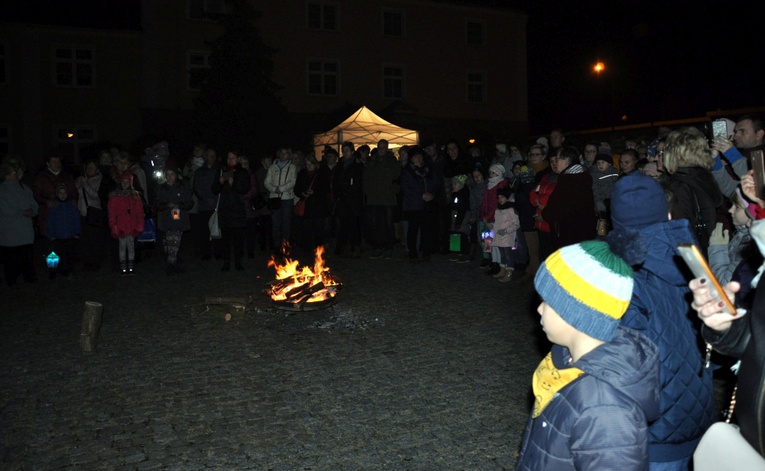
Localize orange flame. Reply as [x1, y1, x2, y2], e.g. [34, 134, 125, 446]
[267, 245, 340, 303]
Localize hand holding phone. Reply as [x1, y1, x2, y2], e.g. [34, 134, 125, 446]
[677, 244, 737, 316]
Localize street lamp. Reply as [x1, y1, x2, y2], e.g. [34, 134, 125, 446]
[593, 61, 615, 127]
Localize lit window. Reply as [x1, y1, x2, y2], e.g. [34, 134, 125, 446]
[466, 21, 485, 46]
[55, 47, 94, 88]
[307, 60, 338, 96]
[383, 65, 404, 99]
[307, 2, 337, 31]
[382, 10, 404, 37]
[188, 51, 210, 90]
[55, 126, 96, 166]
[467, 71, 485, 103]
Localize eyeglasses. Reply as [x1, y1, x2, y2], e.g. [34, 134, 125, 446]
[529, 152, 543, 157]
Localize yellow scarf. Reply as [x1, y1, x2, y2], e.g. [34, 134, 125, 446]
[532, 352, 585, 418]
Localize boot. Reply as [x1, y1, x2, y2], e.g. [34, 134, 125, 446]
[127, 260, 135, 276]
[120, 261, 128, 277]
[479, 258, 491, 269]
[493, 266, 508, 278]
[485, 262, 500, 275]
[498, 269, 515, 283]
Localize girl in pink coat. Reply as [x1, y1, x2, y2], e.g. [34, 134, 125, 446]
[108, 172, 144, 275]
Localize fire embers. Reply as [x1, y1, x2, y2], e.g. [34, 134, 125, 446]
[266, 245, 341, 310]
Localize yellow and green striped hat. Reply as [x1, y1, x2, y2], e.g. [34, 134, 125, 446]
[534, 240, 633, 342]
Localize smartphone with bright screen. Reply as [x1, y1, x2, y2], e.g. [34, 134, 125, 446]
[752, 150, 765, 201]
[677, 243, 736, 315]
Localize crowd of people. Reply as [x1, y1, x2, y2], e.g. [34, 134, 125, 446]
[3, 114, 765, 469]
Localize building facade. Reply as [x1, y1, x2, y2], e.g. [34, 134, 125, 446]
[1, 0, 528, 170]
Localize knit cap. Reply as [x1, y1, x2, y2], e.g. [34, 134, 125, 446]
[453, 174, 468, 185]
[594, 153, 613, 165]
[496, 143, 507, 154]
[610, 172, 668, 231]
[534, 240, 634, 342]
[489, 163, 506, 177]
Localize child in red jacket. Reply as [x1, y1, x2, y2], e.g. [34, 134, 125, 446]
[108, 173, 144, 275]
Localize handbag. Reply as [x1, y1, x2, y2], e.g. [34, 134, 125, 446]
[81, 189, 106, 227]
[137, 218, 156, 242]
[293, 172, 317, 217]
[208, 194, 221, 240]
[694, 386, 765, 470]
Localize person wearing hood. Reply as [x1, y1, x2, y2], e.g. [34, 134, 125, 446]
[515, 240, 659, 471]
[608, 172, 715, 470]
[46, 183, 81, 278]
[479, 163, 509, 275]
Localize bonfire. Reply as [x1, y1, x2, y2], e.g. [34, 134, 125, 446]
[266, 245, 341, 308]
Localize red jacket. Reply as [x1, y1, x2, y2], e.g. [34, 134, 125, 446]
[108, 192, 144, 238]
[530, 173, 557, 233]
[480, 179, 508, 224]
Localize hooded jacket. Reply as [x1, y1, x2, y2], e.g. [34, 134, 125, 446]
[515, 327, 660, 471]
[615, 219, 716, 462]
[108, 191, 144, 238]
[668, 166, 724, 255]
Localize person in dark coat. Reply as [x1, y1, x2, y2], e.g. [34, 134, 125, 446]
[515, 240, 659, 471]
[156, 168, 193, 275]
[293, 156, 330, 251]
[32, 151, 78, 237]
[541, 146, 597, 249]
[609, 172, 716, 469]
[211, 150, 250, 271]
[333, 142, 365, 258]
[400, 146, 441, 262]
[663, 127, 724, 259]
[46, 184, 81, 278]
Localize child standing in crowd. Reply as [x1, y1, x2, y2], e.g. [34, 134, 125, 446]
[515, 240, 659, 470]
[156, 167, 193, 276]
[448, 174, 471, 263]
[491, 186, 520, 282]
[46, 184, 81, 279]
[108, 173, 144, 276]
[469, 168, 489, 265]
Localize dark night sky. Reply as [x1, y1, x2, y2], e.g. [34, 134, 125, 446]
[523, 0, 765, 134]
[6, 0, 765, 136]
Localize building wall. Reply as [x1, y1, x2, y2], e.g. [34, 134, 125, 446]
[140, 0, 528, 148]
[0, 22, 141, 171]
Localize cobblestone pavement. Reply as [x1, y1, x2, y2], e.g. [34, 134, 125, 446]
[1, 243, 553, 470]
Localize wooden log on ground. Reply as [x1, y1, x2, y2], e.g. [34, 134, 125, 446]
[79, 301, 103, 353]
[204, 296, 251, 305]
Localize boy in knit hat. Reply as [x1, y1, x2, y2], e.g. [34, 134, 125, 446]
[46, 183, 81, 278]
[515, 240, 660, 471]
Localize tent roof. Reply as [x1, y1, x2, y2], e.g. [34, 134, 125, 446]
[313, 106, 419, 153]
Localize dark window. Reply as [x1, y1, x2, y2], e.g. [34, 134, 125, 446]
[383, 65, 404, 99]
[188, 51, 210, 90]
[54, 47, 94, 87]
[466, 21, 484, 46]
[382, 10, 404, 37]
[467, 71, 485, 103]
[307, 2, 337, 31]
[189, 0, 225, 20]
[307, 60, 338, 96]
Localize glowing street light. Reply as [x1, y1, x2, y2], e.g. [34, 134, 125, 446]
[593, 60, 614, 126]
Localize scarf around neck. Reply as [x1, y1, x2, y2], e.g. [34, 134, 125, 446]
[487, 175, 504, 189]
[532, 351, 584, 417]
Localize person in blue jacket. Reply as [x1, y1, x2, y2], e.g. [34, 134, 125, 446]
[515, 240, 659, 471]
[46, 183, 81, 278]
[608, 172, 716, 470]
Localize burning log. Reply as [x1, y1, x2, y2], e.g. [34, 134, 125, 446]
[266, 245, 342, 309]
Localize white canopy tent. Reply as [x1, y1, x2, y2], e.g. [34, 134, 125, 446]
[313, 106, 419, 158]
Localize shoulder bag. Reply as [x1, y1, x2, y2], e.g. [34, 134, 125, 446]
[293, 172, 318, 217]
[208, 193, 222, 240]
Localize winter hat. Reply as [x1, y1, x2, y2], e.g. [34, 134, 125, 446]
[119, 172, 134, 184]
[496, 143, 507, 154]
[536, 137, 549, 151]
[496, 186, 513, 199]
[646, 138, 660, 158]
[594, 153, 614, 165]
[610, 172, 668, 231]
[55, 183, 68, 198]
[734, 187, 757, 221]
[489, 163, 506, 177]
[534, 240, 634, 342]
[453, 174, 468, 186]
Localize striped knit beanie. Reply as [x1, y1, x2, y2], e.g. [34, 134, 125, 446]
[534, 240, 634, 342]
